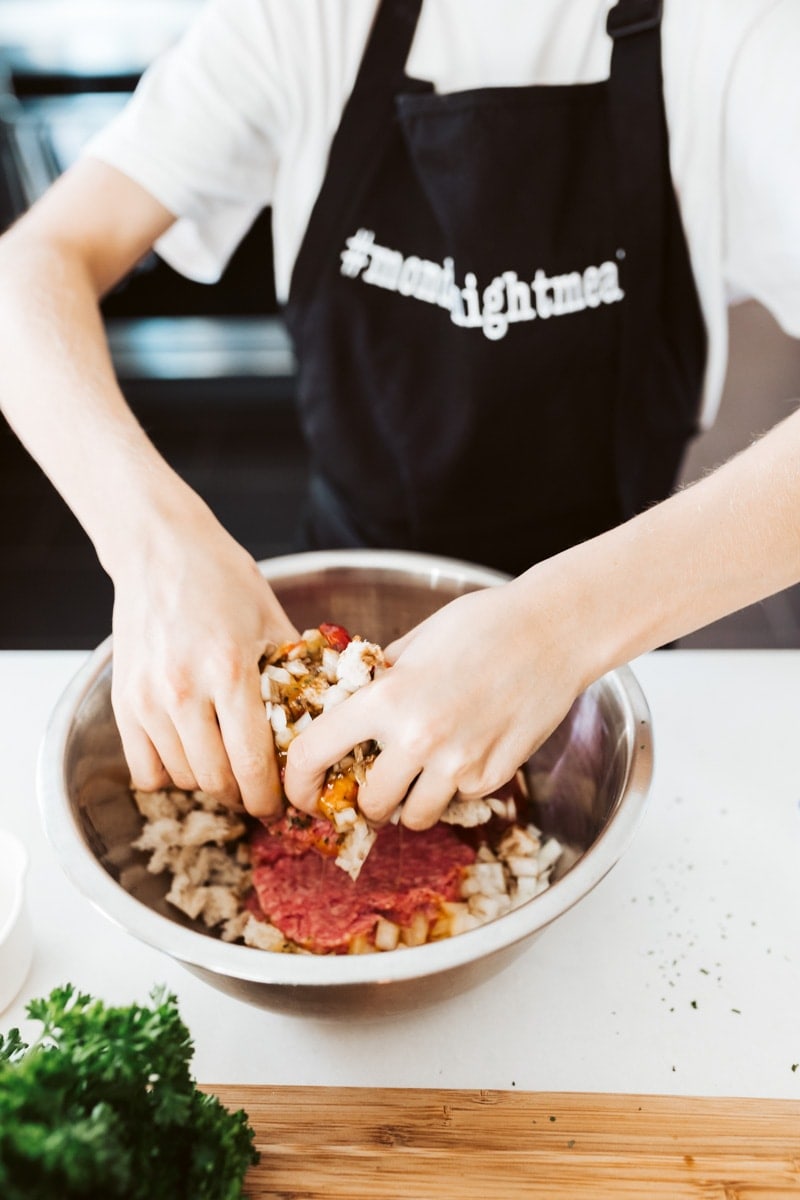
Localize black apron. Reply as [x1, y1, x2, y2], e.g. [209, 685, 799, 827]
[283, 0, 706, 577]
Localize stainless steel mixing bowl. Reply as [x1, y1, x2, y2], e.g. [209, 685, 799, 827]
[38, 549, 653, 1018]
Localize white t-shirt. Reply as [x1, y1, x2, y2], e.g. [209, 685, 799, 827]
[84, 0, 800, 426]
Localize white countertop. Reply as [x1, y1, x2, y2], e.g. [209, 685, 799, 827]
[1, 649, 798, 1097]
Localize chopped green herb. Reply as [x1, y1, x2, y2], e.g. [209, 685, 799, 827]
[0, 985, 258, 1199]
[690, 1000, 698, 1009]
[792, 1064, 798, 1073]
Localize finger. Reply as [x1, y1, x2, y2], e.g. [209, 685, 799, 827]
[382, 631, 412, 665]
[283, 692, 377, 815]
[354, 743, 422, 824]
[139, 714, 198, 793]
[399, 766, 457, 831]
[383, 607, 440, 664]
[216, 673, 283, 820]
[167, 698, 241, 807]
[119, 721, 172, 793]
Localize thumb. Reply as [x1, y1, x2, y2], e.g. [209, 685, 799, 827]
[383, 626, 419, 664]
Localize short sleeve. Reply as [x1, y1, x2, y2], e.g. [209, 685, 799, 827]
[722, 0, 800, 335]
[83, 0, 284, 283]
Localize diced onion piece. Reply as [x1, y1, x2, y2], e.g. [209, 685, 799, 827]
[476, 845, 499, 863]
[348, 932, 376, 955]
[468, 893, 511, 921]
[400, 911, 429, 947]
[285, 659, 309, 678]
[487, 796, 517, 822]
[505, 855, 540, 879]
[264, 664, 293, 684]
[269, 704, 288, 733]
[374, 917, 400, 951]
[274, 728, 294, 752]
[321, 647, 340, 682]
[537, 838, 564, 871]
[242, 917, 287, 952]
[301, 628, 326, 655]
[332, 806, 358, 830]
[431, 901, 481, 939]
[497, 826, 541, 859]
[335, 820, 377, 880]
[460, 861, 507, 897]
[513, 876, 550, 902]
[441, 795, 493, 827]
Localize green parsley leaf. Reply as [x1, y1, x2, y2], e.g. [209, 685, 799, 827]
[0, 985, 258, 1199]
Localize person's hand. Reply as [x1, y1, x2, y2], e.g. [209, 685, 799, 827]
[283, 571, 591, 829]
[109, 506, 298, 819]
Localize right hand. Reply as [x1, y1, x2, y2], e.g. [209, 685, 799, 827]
[109, 505, 298, 819]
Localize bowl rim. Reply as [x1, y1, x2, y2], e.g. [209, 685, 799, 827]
[0, 829, 28, 948]
[37, 548, 653, 989]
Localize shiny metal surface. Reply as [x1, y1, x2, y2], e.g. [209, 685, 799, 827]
[37, 549, 653, 1018]
[106, 316, 295, 381]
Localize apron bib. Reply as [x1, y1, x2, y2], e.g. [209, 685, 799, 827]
[283, 0, 706, 576]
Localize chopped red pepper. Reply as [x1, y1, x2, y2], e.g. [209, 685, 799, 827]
[319, 622, 352, 652]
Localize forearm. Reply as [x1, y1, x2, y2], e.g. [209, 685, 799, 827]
[521, 407, 800, 683]
[0, 211, 294, 817]
[0, 226, 209, 578]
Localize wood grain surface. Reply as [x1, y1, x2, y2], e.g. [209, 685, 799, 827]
[207, 1086, 800, 1199]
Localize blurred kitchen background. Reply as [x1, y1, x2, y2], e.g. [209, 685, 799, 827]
[1, 0, 799, 649]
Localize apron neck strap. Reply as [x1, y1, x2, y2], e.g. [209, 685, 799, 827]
[607, 0, 663, 40]
[604, 0, 666, 281]
[604, 0, 672, 517]
[288, 0, 427, 306]
[355, 0, 424, 93]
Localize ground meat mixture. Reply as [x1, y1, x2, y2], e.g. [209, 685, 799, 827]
[249, 819, 476, 954]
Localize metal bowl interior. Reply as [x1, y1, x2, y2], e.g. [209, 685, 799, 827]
[38, 549, 653, 1018]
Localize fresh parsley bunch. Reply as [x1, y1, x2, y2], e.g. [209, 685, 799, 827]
[0, 984, 259, 1199]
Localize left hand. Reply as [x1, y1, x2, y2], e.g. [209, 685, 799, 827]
[283, 574, 589, 829]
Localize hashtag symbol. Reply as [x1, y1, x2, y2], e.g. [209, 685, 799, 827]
[340, 228, 375, 277]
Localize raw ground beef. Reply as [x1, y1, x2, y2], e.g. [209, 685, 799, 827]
[249, 819, 477, 953]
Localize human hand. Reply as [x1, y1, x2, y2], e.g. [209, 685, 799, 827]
[283, 573, 591, 829]
[109, 507, 298, 819]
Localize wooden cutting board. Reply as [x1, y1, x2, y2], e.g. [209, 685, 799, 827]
[207, 1086, 800, 1198]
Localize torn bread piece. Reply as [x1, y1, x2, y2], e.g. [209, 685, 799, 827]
[130, 788, 260, 939]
